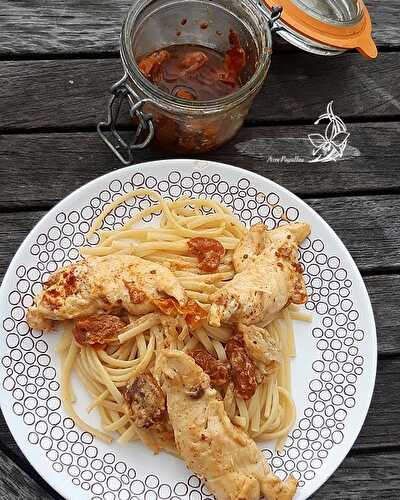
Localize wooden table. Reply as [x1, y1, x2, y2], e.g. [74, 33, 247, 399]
[0, 1, 399, 498]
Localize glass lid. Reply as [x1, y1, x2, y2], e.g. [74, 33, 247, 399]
[262, 0, 377, 58]
[291, 0, 362, 25]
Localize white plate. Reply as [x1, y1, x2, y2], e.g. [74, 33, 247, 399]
[0, 159, 376, 500]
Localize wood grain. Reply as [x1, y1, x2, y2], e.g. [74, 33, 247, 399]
[365, 274, 400, 355]
[356, 358, 400, 449]
[363, 0, 400, 51]
[0, 0, 398, 56]
[0, 0, 127, 56]
[1, 122, 399, 210]
[313, 450, 400, 499]
[0, 446, 57, 499]
[1, 52, 400, 131]
[307, 194, 400, 272]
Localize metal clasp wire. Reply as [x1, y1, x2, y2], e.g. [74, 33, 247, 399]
[97, 73, 155, 165]
[268, 5, 283, 32]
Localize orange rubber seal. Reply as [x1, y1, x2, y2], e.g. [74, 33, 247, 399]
[264, 0, 377, 58]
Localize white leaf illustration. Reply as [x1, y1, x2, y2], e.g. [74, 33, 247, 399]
[308, 133, 326, 148]
[332, 132, 350, 148]
[309, 101, 350, 163]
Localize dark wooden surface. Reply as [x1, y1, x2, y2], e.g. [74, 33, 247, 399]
[0, 1, 399, 498]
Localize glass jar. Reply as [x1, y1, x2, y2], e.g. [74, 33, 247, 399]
[98, 0, 272, 163]
[98, 0, 376, 164]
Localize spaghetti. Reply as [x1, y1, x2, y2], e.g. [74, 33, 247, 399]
[56, 189, 311, 452]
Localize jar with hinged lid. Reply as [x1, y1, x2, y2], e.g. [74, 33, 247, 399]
[98, 0, 376, 164]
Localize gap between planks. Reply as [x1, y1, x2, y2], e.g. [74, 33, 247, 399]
[1, 115, 400, 136]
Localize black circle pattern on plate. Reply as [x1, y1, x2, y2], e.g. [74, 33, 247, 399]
[0, 172, 366, 498]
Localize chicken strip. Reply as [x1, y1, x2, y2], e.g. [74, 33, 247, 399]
[232, 223, 269, 273]
[233, 223, 310, 272]
[209, 223, 310, 326]
[160, 350, 297, 500]
[238, 324, 281, 376]
[27, 254, 187, 331]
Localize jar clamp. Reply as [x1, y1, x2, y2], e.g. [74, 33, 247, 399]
[97, 74, 155, 165]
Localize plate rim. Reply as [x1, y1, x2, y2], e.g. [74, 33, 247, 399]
[0, 158, 377, 500]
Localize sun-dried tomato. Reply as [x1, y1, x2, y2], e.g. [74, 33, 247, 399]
[138, 49, 169, 81]
[190, 350, 230, 388]
[187, 237, 225, 272]
[217, 30, 246, 87]
[181, 51, 208, 73]
[226, 333, 257, 400]
[73, 314, 126, 346]
[175, 89, 195, 100]
[124, 372, 167, 428]
[154, 297, 207, 328]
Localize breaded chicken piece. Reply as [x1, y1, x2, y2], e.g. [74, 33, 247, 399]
[160, 350, 297, 500]
[209, 223, 310, 326]
[27, 255, 187, 331]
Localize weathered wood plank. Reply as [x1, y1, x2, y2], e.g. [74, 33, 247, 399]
[356, 358, 400, 449]
[365, 274, 400, 355]
[0, 413, 21, 458]
[0, 445, 57, 499]
[306, 194, 400, 272]
[0, 123, 399, 209]
[0, 0, 127, 56]
[0, 0, 397, 55]
[313, 450, 400, 499]
[364, 0, 400, 51]
[1, 52, 399, 131]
